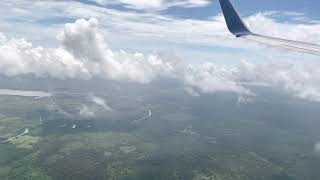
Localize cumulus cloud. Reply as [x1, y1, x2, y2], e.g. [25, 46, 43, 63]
[236, 60, 320, 101]
[59, 18, 176, 83]
[182, 60, 320, 102]
[0, 18, 176, 83]
[0, 35, 90, 79]
[1, 18, 320, 103]
[89, 0, 210, 11]
[183, 63, 252, 95]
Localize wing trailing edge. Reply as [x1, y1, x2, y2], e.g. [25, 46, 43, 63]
[218, 0, 320, 55]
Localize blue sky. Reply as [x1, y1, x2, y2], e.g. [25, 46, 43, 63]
[0, 0, 318, 64]
[165, 0, 320, 20]
[77, 0, 320, 20]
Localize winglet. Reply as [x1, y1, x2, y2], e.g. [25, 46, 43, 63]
[219, 0, 252, 37]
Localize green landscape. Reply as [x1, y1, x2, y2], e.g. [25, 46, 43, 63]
[0, 79, 319, 180]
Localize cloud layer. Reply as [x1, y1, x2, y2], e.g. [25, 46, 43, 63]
[184, 59, 320, 102]
[0, 18, 175, 83]
[1, 18, 320, 103]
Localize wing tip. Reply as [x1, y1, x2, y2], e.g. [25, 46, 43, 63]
[218, 0, 252, 36]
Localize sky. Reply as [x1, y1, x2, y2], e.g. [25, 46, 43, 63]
[0, 0, 320, 102]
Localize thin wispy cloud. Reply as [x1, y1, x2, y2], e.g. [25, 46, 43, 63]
[90, 94, 113, 111]
[80, 105, 96, 117]
[1, 0, 319, 51]
[89, 0, 211, 11]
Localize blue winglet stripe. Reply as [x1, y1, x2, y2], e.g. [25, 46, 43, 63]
[219, 0, 252, 36]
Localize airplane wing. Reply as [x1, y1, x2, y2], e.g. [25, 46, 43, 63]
[218, 0, 320, 56]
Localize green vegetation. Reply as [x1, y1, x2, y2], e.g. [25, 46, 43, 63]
[11, 135, 40, 149]
[0, 83, 319, 180]
[8, 166, 52, 180]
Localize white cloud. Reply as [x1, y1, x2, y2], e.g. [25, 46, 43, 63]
[181, 59, 320, 102]
[183, 63, 252, 95]
[0, 35, 91, 79]
[246, 13, 320, 44]
[80, 105, 96, 117]
[1, 0, 320, 55]
[90, 0, 211, 11]
[1, 18, 320, 102]
[236, 60, 320, 101]
[92, 0, 164, 10]
[90, 94, 113, 111]
[59, 18, 176, 83]
[0, 18, 176, 83]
